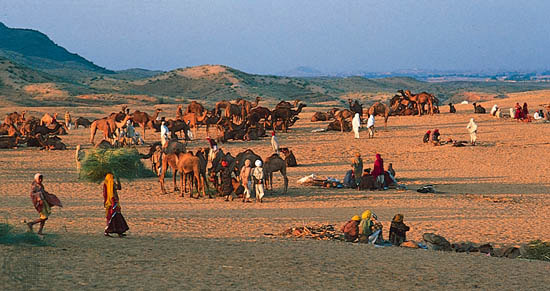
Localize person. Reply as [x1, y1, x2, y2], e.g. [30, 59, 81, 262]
[125, 120, 138, 145]
[358, 169, 375, 190]
[432, 129, 441, 145]
[510, 107, 516, 119]
[490, 104, 498, 116]
[26, 173, 62, 234]
[220, 160, 234, 201]
[341, 215, 361, 242]
[466, 118, 478, 145]
[240, 159, 252, 203]
[372, 154, 385, 190]
[271, 131, 279, 154]
[160, 118, 170, 149]
[514, 103, 523, 120]
[64, 111, 72, 130]
[449, 103, 456, 113]
[423, 130, 431, 143]
[534, 109, 544, 120]
[358, 210, 382, 244]
[387, 163, 398, 185]
[522, 103, 529, 119]
[366, 114, 375, 138]
[103, 173, 129, 237]
[75, 145, 85, 177]
[343, 170, 354, 188]
[389, 214, 410, 246]
[352, 113, 361, 139]
[252, 160, 265, 203]
[351, 153, 363, 188]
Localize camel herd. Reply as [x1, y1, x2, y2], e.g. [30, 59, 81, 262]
[311, 90, 440, 132]
[0, 110, 68, 149]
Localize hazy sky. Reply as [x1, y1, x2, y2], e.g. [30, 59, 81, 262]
[1, 0, 549, 74]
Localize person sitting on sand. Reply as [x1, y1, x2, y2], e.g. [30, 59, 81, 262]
[423, 130, 431, 143]
[389, 214, 410, 246]
[358, 210, 382, 244]
[26, 173, 63, 235]
[432, 129, 441, 145]
[449, 103, 456, 113]
[341, 215, 361, 242]
[351, 153, 363, 188]
[372, 154, 385, 190]
[534, 109, 544, 120]
[386, 163, 398, 185]
[359, 169, 375, 190]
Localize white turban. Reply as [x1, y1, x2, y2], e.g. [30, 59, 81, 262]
[34, 173, 43, 181]
[255, 160, 262, 167]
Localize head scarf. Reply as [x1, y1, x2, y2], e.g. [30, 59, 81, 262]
[104, 173, 115, 211]
[271, 131, 276, 136]
[34, 173, 42, 183]
[255, 160, 262, 167]
[221, 160, 228, 167]
[352, 215, 361, 221]
[393, 214, 404, 223]
[426, 130, 431, 135]
[361, 210, 372, 220]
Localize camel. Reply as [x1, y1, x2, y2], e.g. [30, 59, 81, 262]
[367, 102, 390, 128]
[214, 100, 231, 117]
[74, 117, 92, 128]
[131, 108, 162, 139]
[275, 99, 301, 110]
[270, 103, 306, 132]
[280, 148, 297, 167]
[473, 103, 486, 114]
[202, 111, 221, 136]
[224, 103, 244, 122]
[35, 134, 66, 150]
[236, 97, 261, 118]
[40, 113, 58, 126]
[399, 90, 435, 116]
[157, 139, 187, 194]
[0, 123, 19, 136]
[348, 99, 363, 117]
[181, 111, 208, 138]
[333, 109, 355, 132]
[0, 135, 21, 149]
[89, 115, 132, 145]
[185, 101, 205, 115]
[327, 119, 351, 132]
[4, 111, 26, 126]
[311, 111, 334, 122]
[176, 152, 205, 198]
[263, 154, 288, 194]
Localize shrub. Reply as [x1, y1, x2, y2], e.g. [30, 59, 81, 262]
[79, 148, 153, 183]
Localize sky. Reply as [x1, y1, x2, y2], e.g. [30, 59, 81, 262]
[1, 0, 549, 74]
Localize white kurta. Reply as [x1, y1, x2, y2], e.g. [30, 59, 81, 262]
[352, 113, 361, 138]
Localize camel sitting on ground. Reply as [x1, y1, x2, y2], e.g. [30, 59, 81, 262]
[399, 90, 435, 116]
[0, 123, 19, 136]
[74, 117, 92, 128]
[270, 103, 306, 132]
[40, 113, 58, 126]
[131, 108, 162, 139]
[4, 111, 26, 126]
[473, 103, 486, 114]
[368, 102, 391, 128]
[263, 154, 288, 194]
[311, 111, 334, 122]
[327, 119, 351, 132]
[35, 134, 66, 150]
[333, 109, 354, 132]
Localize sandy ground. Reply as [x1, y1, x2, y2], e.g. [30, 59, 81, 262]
[1, 92, 550, 290]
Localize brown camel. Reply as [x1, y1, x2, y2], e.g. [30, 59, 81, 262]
[214, 100, 231, 117]
[348, 99, 363, 116]
[0, 123, 19, 136]
[185, 101, 205, 115]
[399, 90, 434, 116]
[181, 110, 208, 137]
[270, 103, 306, 132]
[89, 115, 131, 144]
[333, 109, 354, 132]
[74, 117, 92, 128]
[224, 103, 244, 122]
[311, 111, 334, 122]
[236, 97, 261, 118]
[263, 154, 288, 194]
[4, 111, 26, 125]
[275, 99, 301, 110]
[35, 134, 67, 150]
[131, 108, 162, 139]
[176, 152, 205, 198]
[367, 102, 391, 128]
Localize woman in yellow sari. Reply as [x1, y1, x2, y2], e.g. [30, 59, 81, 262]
[103, 173, 129, 237]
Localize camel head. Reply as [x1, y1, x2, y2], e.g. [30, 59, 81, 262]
[293, 99, 301, 107]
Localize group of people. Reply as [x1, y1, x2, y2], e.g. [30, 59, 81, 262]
[352, 113, 376, 139]
[347, 153, 397, 190]
[221, 158, 266, 203]
[422, 129, 441, 145]
[340, 210, 410, 246]
[26, 173, 129, 237]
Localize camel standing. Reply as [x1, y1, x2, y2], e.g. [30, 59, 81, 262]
[236, 97, 261, 118]
[181, 111, 208, 137]
[176, 152, 205, 198]
[263, 154, 288, 194]
[270, 103, 306, 132]
[131, 108, 162, 139]
[399, 90, 434, 116]
[367, 102, 390, 128]
[186, 101, 205, 115]
[89, 115, 131, 144]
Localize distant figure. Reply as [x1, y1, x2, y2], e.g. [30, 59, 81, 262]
[496, 108, 502, 118]
[534, 110, 544, 120]
[352, 113, 361, 139]
[389, 214, 410, 246]
[239, 159, 252, 203]
[372, 154, 385, 190]
[341, 215, 361, 242]
[221, 160, 234, 201]
[26, 173, 63, 235]
[449, 103, 456, 113]
[103, 173, 129, 237]
[423, 130, 431, 143]
[64, 111, 72, 130]
[351, 153, 363, 188]
[522, 103, 529, 119]
[514, 103, 522, 120]
[252, 160, 265, 203]
[271, 131, 279, 154]
[75, 145, 85, 177]
[160, 118, 170, 149]
[490, 104, 498, 116]
[432, 129, 440, 145]
[366, 114, 375, 138]
[467, 118, 478, 146]
[510, 107, 516, 119]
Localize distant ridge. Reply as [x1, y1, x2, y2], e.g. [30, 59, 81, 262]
[278, 66, 326, 77]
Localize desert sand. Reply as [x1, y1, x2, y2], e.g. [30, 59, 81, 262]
[1, 91, 550, 290]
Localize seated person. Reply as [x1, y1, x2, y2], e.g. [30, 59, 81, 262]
[341, 215, 361, 242]
[386, 163, 398, 186]
[359, 210, 383, 244]
[449, 103, 456, 113]
[389, 214, 410, 246]
[534, 110, 544, 120]
[423, 130, 431, 143]
[343, 170, 354, 188]
[431, 129, 441, 145]
[358, 169, 376, 190]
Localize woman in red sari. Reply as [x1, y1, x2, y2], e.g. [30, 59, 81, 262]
[371, 154, 385, 190]
[522, 103, 529, 120]
[103, 173, 129, 237]
[26, 173, 62, 234]
[514, 103, 523, 120]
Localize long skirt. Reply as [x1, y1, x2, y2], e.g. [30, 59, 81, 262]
[105, 212, 129, 234]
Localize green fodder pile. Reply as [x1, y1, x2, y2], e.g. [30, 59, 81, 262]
[520, 240, 550, 262]
[80, 148, 153, 183]
[0, 223, 47, 246]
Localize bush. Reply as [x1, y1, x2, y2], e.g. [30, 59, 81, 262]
[79, 148, 153, 183]
[520, 240, 550, 261]
[0, 223, 48, 246]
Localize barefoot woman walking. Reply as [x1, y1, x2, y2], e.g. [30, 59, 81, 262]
[26, 173, 62, 234]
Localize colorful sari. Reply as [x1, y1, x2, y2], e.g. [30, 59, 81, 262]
[103, 174, 129, 234]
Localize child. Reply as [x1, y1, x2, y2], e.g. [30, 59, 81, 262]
[389, 214, 410, 246]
